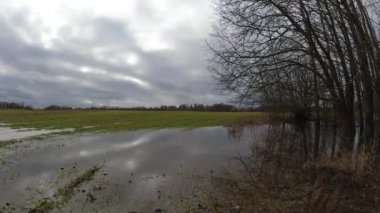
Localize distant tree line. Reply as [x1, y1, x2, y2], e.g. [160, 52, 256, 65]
[43, 103, 255, 112]
[0, 101, 32, 109]
[80, 103, 243, 112]
[44, 105, 74, 110]
[0, 101, 256, 112]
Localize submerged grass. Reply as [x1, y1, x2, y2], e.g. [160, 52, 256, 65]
[0, 139, 19, 148]
[0, 132, 68, 149]
[29, 165, 102, 213]
[0, 110, 264, 133]
[203, 150, 380, 212]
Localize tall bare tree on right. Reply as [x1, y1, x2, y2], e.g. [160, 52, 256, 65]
[209, 0, 380, 157]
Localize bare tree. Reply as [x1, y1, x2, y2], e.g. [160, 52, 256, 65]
[209, 0, 380, 153]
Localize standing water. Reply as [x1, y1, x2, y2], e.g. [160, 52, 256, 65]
[0, 126, 265, 212]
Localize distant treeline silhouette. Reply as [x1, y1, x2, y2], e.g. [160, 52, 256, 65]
[0, 101, 32, 109]
[0, 101, 258, 112]
[44, 105, 74, 110]
[43, 103, 257, 112]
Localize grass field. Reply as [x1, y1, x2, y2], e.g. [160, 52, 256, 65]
[0, 110, 264, 133]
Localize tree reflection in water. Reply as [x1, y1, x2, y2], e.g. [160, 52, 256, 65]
[210, 121, 380, 212]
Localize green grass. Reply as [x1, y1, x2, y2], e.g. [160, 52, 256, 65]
[0, 110, 264, 133]
[30, 165, 102, 213]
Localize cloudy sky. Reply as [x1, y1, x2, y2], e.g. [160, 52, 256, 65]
[0, 0, 227, 107]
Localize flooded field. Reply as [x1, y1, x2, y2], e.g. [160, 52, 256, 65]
[1, 121, 379, 212]
[0, 125, 73, 141]
[0, 126, 265, 212]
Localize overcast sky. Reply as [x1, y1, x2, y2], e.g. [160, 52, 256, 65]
[0, 0, 227, 107]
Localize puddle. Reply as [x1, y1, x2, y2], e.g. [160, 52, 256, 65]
[0, 126, 266, 211]
[0, 126, 73, 141]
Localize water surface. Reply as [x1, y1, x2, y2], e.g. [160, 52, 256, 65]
[0, 125, 73, 141]
[0, 126, 264, 212]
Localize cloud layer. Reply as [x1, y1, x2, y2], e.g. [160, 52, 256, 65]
[0, 0, 226, 107]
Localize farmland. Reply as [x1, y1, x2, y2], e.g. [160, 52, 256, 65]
[0, 110, 264, 133]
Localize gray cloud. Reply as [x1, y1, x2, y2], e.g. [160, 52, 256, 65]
[0, 0, 227, 107]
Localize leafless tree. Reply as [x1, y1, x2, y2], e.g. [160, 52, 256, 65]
[209, 0, 380, 154]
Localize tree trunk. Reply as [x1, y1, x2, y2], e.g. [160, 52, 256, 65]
[338, 103, 356, 153]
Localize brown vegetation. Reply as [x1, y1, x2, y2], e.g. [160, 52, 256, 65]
[201, 123, 380, 212]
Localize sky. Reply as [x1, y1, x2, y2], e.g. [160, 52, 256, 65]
[0, 0, 227, 107]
